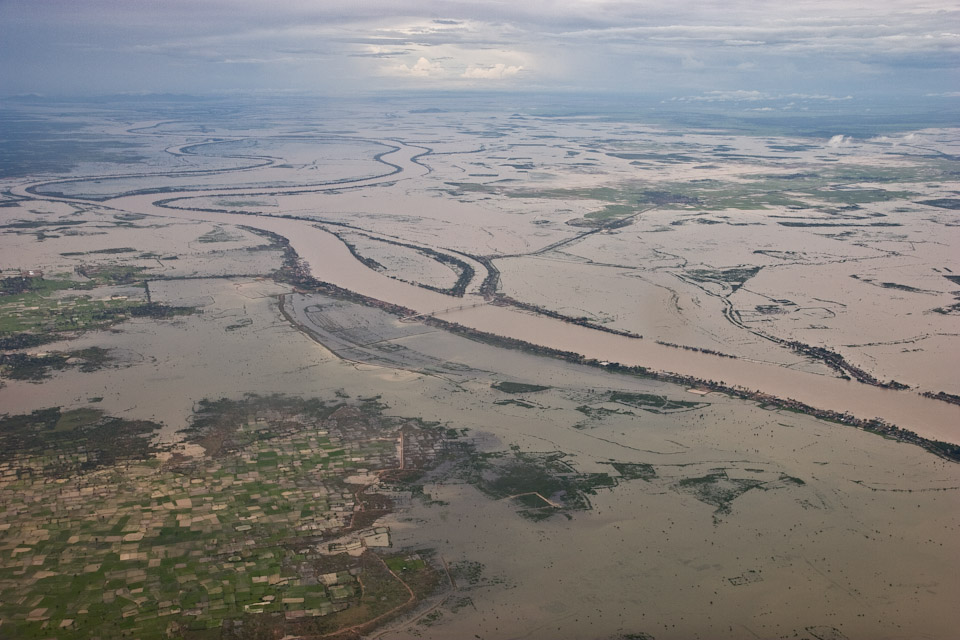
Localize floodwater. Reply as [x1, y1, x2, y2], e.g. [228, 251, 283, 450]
[3, 185, 959, 640]
[11, 134, 960, 445]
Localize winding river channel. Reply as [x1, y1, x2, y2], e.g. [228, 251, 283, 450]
[14, 140, 960, 445]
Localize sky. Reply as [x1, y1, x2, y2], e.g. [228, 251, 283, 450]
[1, 0, 958, 101]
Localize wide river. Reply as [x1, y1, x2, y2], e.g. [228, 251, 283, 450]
[14, 141, 960, 445]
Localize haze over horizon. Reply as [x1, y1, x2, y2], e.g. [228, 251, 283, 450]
[2, 0, 958, 102]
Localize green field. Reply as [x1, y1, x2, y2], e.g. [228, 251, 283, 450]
[0, 396, 442, 639]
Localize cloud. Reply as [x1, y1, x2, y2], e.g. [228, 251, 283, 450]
[680, 54, 705, 70]
[384, 56, 444, 77]
[872, 132, 918, 144]
[827, 134, 852, 147]
[0, 0, 957, 96]
[461, 63, 523, 79]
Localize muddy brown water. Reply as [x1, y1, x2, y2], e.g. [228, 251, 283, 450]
[12, 139, 960, 445]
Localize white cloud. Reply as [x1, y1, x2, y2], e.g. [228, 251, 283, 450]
[384, 56, 444, 77]
[680, 54, 705, 70]
[827, 134, 851, 147]
[462, 63, 523, 79]
[1, 0, 957, 95]
[872, 132, 918, 144]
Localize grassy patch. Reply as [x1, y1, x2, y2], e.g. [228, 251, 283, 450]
[575, 405, 635, 419]
[608, 462, 658, 481]
[384, 554, 427, 573]
[491, 381, 551, 394]
[684, 266, 761, 292]
[0, 346, 112, 381]
[0, 273, 192, 336]
[608, 391, 705, 413]
[462, 450, 615, 517]
[493, 398, 536, 409]
[0, 407, 159, 474]
[584, 204, 635, 220]
[0, 351, 70, 380]
[676, 470, 765, 516]
[76, 264, 149, 285]
[197, 227, 242, 243]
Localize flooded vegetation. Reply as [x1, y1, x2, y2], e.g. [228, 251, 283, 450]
[1, 96, 958, 639]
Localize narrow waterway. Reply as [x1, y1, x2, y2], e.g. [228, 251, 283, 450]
[13, 140, 960, 445]
[102, 193, 960, 445]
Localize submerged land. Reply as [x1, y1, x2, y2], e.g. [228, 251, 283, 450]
[0, 95, 958, 639]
